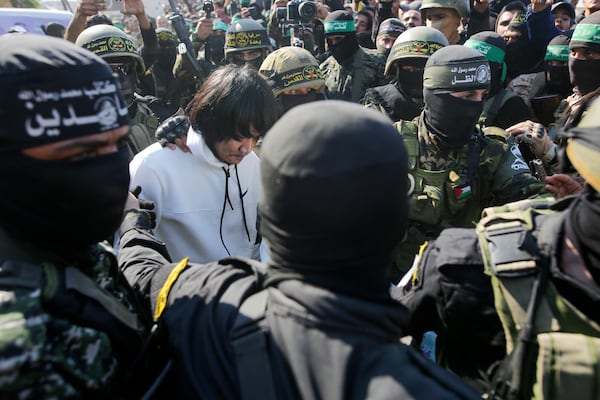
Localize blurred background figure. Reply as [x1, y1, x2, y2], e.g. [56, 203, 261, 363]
[530, 32, 573, 127]
[76, 24, 167, 158]
[320, 10, 388, 102]
[259, 46, 327, 115]
[375, 17, 406, 56]
[402, 9, 422, 27]
[464, 31, 532, 130]
[41, 21, 66, 38]
[551, 1, 576, 31]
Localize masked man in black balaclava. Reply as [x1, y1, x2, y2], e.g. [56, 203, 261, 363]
[117, 99, 482, 399]
[205, 19, 228, 65]
[390, 44, 546, 281]
[320, 10, 389, 102]
[465, 31, 532, 129]
[147, 28, 190, 109]
[568, 11, 600, 102]
[0, 34, 151, 398]
[544, 33, 574, 98]
[527, 32, 574, 127]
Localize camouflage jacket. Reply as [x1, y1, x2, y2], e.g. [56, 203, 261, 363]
[320, 46, 389, 103]
[127, 94, 162, 161]
[0, 235, 148, 399]
[392, 115, 547, 280]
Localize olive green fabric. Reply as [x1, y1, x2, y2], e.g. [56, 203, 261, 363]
[477, 200, 600, 400]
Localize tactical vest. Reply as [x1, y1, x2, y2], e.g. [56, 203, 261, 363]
[393, 120, 496, 279]
[0, 243, 147, 398]
[476, 198, 600, 400]
[397, 120, 488, 230]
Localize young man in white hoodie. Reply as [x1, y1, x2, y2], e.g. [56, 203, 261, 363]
[129, 64, 279, 263]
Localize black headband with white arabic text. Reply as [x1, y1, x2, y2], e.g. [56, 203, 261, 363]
[0, 63, 130, 152]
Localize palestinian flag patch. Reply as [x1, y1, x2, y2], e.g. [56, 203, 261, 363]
[453, 184, 472, 200]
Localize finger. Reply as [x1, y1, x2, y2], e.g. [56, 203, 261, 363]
[506, 123, 527, 135]
[507, 128, 524, 136]
[544, 183, 559, 196]
[174, 137, 191, 153]
[131, 185, 142, 197]
[139, 200, 155, 210]
[534, 124, 545, 138]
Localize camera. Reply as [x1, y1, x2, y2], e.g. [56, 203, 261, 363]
[202, 0, 214, 16]
[247, 6, 262, 19]
[276, 0, 317, 23]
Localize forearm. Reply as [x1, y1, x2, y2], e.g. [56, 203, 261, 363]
[118, 209, 172, 309]
[64, 12, 89, 42]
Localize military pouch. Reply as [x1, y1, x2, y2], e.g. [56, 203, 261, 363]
[408, 172, 446, 226]
[532, 332, 600, 400]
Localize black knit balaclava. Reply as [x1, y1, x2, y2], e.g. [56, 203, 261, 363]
[259, 100, 409, 298]
[0, 35, 130, 257]
[423, 45, 490, 149]
[569, 11, 600, 95]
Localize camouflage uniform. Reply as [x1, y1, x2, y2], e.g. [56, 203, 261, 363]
[320, 47, 388, 102]
[0, 242, 147, 399]
[392, 115, 546, 281]
[127, 94, 162, 160]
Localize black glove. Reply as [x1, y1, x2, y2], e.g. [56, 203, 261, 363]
[130, 186, 157, 229]
[155, 114, 190, 147]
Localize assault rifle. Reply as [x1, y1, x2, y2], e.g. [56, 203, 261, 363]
[168, 0, 205, 78]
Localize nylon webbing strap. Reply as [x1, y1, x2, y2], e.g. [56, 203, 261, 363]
[154, 257, 189, 321]
[64, 266, 142, 331]
[232, 290, 276, 400]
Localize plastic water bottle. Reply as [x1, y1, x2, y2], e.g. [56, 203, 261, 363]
[420, 331, 437, 362]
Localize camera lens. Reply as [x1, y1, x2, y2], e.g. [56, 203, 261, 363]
[298, 1, 317, 22]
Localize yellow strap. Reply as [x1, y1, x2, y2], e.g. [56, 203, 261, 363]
[154, 257, 189, 321]
[411, 241, 429, 287]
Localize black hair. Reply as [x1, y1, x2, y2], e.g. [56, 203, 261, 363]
[498, 1, 527, 17]
[85, 14, 114, 29]
[357, 10, 374, 31]
[186, 64, 280, 148]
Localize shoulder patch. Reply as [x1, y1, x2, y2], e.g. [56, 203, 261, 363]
[482, 126, 510, 142]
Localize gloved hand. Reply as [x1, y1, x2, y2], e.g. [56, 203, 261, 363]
[507, 120, 556, 163]
[155, 114, 191, 153]
[128, 186, 156, 229]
